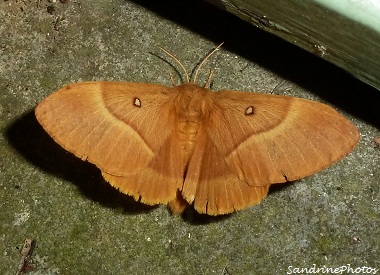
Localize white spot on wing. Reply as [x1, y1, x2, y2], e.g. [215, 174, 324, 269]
[245, 106, 254, 115]
[133, 97, 141, 107]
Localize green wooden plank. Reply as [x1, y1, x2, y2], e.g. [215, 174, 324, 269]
[207, 0, 380, 91]
[316, 0, 380, 32]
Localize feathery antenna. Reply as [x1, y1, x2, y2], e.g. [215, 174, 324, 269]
[159, 42, 224, 85]
[193, 42, 224, 84]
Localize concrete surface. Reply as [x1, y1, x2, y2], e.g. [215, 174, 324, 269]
[1, 0, 379, 274]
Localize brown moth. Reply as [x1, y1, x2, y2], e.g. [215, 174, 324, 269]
[35, 44, 359, 215]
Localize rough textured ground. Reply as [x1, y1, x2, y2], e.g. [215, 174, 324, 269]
[1, 0, 379, 274]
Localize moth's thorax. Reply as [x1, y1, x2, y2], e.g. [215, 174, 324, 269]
[173, 83, 213, 157]
[173, 83, 213, 119]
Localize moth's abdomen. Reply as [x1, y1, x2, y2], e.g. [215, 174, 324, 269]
[173, 83, 214, 161]
[178, 119, 202, 160]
